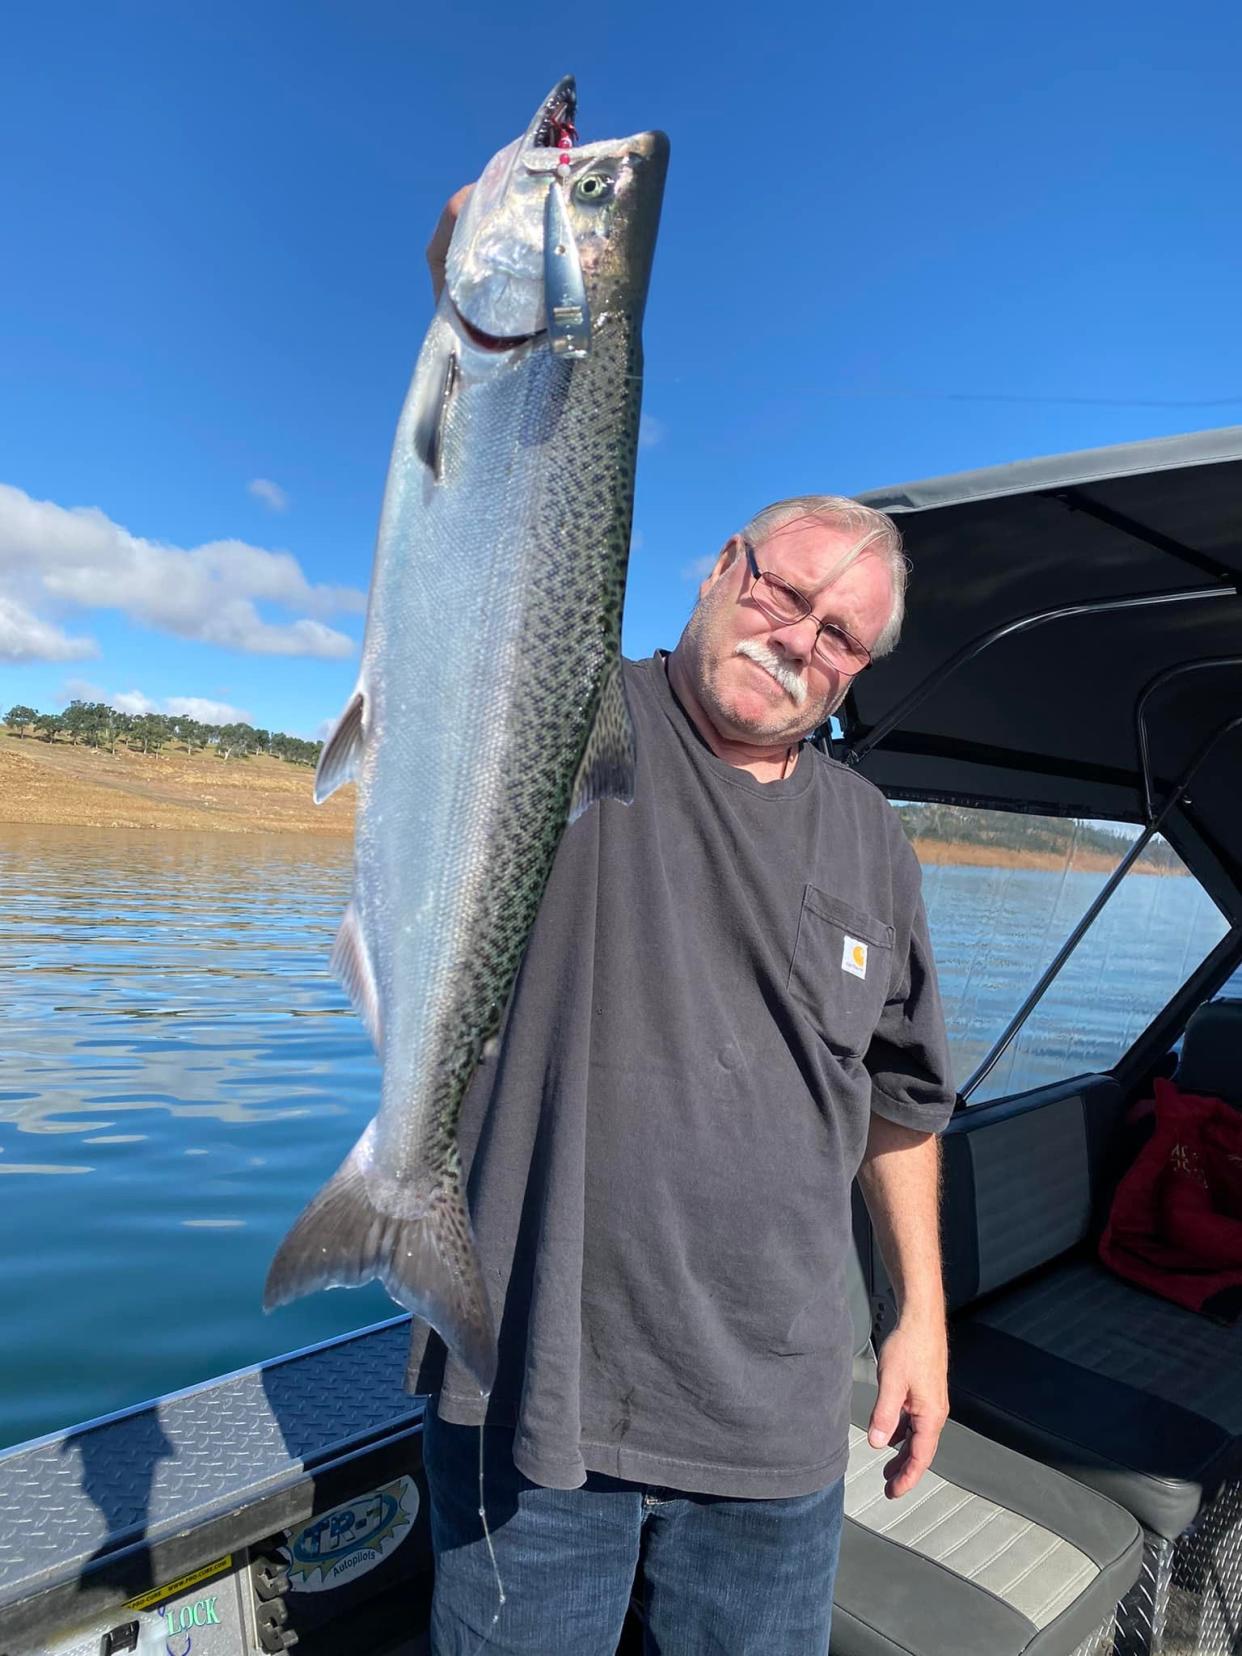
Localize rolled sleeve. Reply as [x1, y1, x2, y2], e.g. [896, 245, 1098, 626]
[865, 846, 956, 1133]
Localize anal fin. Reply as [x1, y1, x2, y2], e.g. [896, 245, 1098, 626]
[331, 900, 382, 1051]
[314, 690, 365, 803]
[569, 660, 636, 822]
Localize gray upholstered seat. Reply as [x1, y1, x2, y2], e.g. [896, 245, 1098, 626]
[950, 1257, 1242, 1540]
[942, 1007, 1242, 1542]
[835, 1383, 1140, 1656]
[830, 1248, 1141, 1654]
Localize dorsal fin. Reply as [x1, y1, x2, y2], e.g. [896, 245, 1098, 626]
[314, 689, 365, 804]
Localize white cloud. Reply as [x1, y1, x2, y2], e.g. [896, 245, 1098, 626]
[248, 478, 290, 512]
[630, 528, 644, 554]
[681, 554, 717, 582]
[113, 688, 160, 716]
[0, 595, 97, 662]
[61, 678, 107, 703]
[638, 414, 666, 450]
[165, 696, 252, 725]
[0, 483, 364, 662]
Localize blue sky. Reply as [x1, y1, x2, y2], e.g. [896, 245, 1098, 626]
[2, 0, 1240, 738]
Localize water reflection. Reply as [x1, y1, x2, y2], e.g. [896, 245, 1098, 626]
[3, 824, 365, 1137]
[0, 823, 392, 1451]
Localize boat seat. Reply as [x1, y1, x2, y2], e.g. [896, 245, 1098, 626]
[935, 1033, 1242, 1542]
[831, 1245, 1141, 1655]
[949, 1256, 1242, 1540]
[1175, 995, 1242, 1108]
[927, 1041, 1242, 1652]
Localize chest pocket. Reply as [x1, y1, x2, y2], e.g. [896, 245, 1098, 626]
[788, 885, 894, 1058]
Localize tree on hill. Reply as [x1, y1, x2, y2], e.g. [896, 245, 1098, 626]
[130, 713, 170, 754]
[217, 722, 254, 761]
[170, 716, 206, 754]
[98, 705, 130, 753]
[5, 705, 37, 737]
[270, 732, 322, 767]
[62, 699, 126, 749]
[4, 697, 325, 770]
[60, 700, 94, 747]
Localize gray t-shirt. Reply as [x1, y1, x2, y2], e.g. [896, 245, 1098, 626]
[410, 652, 954, 1497]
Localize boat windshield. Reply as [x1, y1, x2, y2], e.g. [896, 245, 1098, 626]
[895, 802, 1231, 1103]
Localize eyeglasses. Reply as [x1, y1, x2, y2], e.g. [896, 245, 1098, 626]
[741, 540, 872, 675]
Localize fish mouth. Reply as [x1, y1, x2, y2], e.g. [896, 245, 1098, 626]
[447, 75, 577, 353]
[530, 75, 578, 150]
[451, 304, 544, 354]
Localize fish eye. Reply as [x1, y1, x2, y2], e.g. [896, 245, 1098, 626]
[573, 172, 613, 204]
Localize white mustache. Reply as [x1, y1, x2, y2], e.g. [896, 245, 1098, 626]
[735, 639, 808, 705]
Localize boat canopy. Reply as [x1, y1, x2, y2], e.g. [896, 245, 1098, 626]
[846, 426, 1242, 922]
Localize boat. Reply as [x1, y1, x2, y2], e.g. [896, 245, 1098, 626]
[1, 427, 1239, 1656]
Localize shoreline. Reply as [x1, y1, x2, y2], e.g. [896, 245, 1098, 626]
[0, 736, 1179, 873]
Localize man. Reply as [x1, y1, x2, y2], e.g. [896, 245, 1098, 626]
[414, 198, 956, 1655]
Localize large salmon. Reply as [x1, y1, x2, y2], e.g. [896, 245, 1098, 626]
[264, 79, 668, 1393]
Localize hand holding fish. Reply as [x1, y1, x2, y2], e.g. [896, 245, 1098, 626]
[425, 184, 472, 303]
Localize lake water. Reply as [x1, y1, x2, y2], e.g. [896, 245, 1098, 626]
[0, 824, 1233, 1451]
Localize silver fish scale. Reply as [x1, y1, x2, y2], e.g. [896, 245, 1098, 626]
[265, 105, 665, 1392]
[366, 311, 642, 1190]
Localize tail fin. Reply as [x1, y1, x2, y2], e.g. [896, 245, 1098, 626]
[263, 1131, 497, 1394]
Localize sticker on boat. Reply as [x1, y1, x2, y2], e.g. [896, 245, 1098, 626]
[124, 1556, 233, 1614]
[283, 1476, 419, 1592]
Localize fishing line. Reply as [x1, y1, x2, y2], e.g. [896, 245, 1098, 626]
[461, 1404, 506, 1656]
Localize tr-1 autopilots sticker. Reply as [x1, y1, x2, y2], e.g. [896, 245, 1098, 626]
[283, 1476, 419, 1593]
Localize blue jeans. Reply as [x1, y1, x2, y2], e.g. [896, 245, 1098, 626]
[422, 1409, 845, 1655]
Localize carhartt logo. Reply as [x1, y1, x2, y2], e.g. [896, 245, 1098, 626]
[842, 936, 868, 979]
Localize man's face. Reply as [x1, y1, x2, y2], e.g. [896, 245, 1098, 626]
[678, 518, 895, 748]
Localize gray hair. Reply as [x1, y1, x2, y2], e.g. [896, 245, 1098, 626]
[739, 494, 909, 658]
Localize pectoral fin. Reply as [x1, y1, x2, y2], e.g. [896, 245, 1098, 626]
[330, 900, 382, 1051]
[569, 661, 636, 822]
[314, 689, 365, 803]
[411, 336, 460, 480]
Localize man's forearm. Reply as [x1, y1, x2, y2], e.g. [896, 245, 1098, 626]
[858, 1115, 949, 1494]
[856, 1114, 944, 1327]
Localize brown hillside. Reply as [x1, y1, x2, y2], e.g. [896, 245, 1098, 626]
[0, 732, 354, 836]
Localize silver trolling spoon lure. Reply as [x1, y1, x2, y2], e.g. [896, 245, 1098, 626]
[544, 129, 591, 357]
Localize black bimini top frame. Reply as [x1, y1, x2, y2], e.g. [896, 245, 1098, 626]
[813, 426, 1242, 1094]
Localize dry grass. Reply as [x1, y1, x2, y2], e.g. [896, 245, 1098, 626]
[0, 732, 354, 836]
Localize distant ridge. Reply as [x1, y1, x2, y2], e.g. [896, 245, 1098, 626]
[898, 802, 1184, 876]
